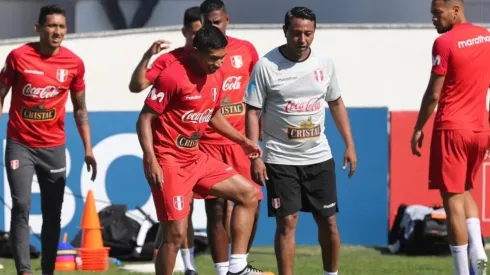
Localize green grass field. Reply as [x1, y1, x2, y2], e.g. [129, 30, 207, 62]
[0, 245, 483, 275]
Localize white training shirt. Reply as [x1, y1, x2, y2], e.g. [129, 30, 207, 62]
[244, 47, 341, 165]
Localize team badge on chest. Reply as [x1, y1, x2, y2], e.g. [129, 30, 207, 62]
[230, 55, 243, 69]
[56, 69, 69, 83]
[313, 69, 325, 83]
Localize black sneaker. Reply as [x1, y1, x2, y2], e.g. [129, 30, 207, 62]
[227, 264, 273, 275]
[184, 270, 198, 275]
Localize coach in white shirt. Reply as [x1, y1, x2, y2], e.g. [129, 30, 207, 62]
[244, 7, 357, 275]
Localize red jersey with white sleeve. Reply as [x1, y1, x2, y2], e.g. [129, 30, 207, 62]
[144, 57, 223, 166]
[431, 23, 490, 132]
[200, 36, 259, 144]
[145, 47, 193, 84]
[0, 43, 85, 148]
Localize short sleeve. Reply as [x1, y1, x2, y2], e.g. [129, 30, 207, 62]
[246, 42, 260, 75]
[431, 36, 451, 76]
[146, 55, 171, 84]
[70, 59, 86, 92]
[243, 62, 268, 109]
[213, 71, 224, 113]
[144, 72, 177, 114]
[325, 62, 341, 102]
[0, 52, 17, 87]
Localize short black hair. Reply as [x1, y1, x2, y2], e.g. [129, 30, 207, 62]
[284, 7, 317, 29]
[192, 24, 227, 54]
[38, 4, 66, 25]
[183, 6, 201, 28]
[200, 0, 225, 14]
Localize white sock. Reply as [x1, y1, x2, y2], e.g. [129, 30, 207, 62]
[181, 248, 196, 271]
[229, 254, 248, 273]
[450, 244, 470, 275]
[324, 272, 338, 275]
[214, 262, 229, 275]
[467, 218, 488, 270]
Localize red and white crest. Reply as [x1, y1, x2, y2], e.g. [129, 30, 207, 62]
[272, 198, 281, 209]
[56, 69, 68, 83]
[313, 69, 325, 82]
[173, 196, 184, 211]
[10, 160, 19, 170]
[230, 55, 243, 69]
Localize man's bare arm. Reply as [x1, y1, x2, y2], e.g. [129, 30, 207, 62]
[245, 105, 261, 143]
[136, 105, 159, 164]
[129, 40, 171, 93]
[71, 90, 93, 154]
[128, 55, 153, 93]
[0, 83, 11, 120]
[209, 110, 247, 145]
[328, 97, 355, 148]
[414, 73, 445, 131]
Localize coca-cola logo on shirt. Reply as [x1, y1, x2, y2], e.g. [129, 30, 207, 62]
[22, 84, 60, 99]
[182, 109, 214, 124]
[222, 76, 242, 91]
[285, 98, 322, 113]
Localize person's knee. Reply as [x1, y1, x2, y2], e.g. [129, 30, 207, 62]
[206, 199, 226, 223]
[277, 214, 298, 235]
[325, 215, 339, 236]
[12, 197, 30, 214]
[235, 181, 258, 206]
[163, 222, 187, 246]
[442, 192, 465, 216]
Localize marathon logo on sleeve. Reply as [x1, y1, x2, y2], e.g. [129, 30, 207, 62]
[286, 116, 322, 140]
[176, 131, 201, 149]
[432, 55, 441, 67]
[21, 102, 56, 121]
[220, 95, 244, 116]
[457, 35, 490, 49]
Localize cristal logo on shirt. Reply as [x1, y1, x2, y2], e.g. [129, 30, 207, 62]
[222, 76, 242, 91]
[285, 97, 322, 113]
[22, 84, 60, 99]
[176, 131, 201, 149]
[181, 109, 214, 124]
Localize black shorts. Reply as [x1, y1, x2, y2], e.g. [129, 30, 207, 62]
[265, 158, 338, 218]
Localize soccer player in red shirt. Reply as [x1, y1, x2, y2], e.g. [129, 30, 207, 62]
[0, 5, 97, 275]
[128, 7, 202, 274]
[137, 25, 266, 275]
[198, 1, 264, 274]
[411, 1, 490, 274]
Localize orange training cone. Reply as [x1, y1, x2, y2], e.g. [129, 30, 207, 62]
[77, 190, 110, 271]
[80, 190, 103, 249]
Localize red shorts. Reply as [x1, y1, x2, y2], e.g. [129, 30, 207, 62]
[196, 143, 263, 200]
[429, 129, 489, 193]
[149, 153, 238, 221]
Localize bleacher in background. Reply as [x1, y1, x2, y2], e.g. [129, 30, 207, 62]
[2, 0, 490, 40]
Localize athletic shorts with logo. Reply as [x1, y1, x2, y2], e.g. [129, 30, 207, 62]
[195, 143, 264, 200]
[429, 129, 489, 193]
[148, 153, 238, 221]
[265, 158, 338, 217]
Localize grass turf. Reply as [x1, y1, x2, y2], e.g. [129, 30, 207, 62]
[0, 245, 482, 275]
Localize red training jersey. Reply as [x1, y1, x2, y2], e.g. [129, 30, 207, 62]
[200, 36, 259, 144]
[144, 57, 223, 166]
[431, 23, 490, 131]
[145, 47, 192, 84]
[0, 43, 85, 148]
